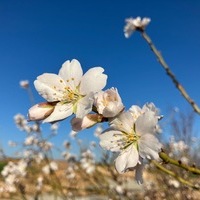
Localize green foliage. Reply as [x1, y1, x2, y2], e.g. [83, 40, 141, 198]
[0, 161, 7, 173]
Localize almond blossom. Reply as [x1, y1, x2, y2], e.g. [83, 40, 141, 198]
[33, 59, 107, 122]
[94, 87, 124, 118]
[124, 16, 151, 38]
[99, 104, 162, 183]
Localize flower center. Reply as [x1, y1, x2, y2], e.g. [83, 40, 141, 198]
[63, 86, 81, 103]
[124, 124, 140, 149]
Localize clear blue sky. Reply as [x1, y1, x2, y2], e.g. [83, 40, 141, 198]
[0, 0, 200, 158]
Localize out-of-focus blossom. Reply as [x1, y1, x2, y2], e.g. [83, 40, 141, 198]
[115, 185, 125, 195]
[31, 123, 40, 132]
[94, 125, 103, 137]
[124, 16, 151, 38]
[170, 138, 188, 153]
[14, 113, 28, 130]
[168, 179, 180, 188]
[19, 80, 29, 89]
[69, 130, 78, 139]
[49, 161, 58, 171]
[1, 159, 28, 192]
[71, 113, 103, 132]
[62, 152, 76, 162]
[51, 122, 59, 133]
[90, 141, 96, 148]
[42, 165, 50, 175]
[80, 150, 95, 174]
[34, 152, 44, 164]
[24, 135, 38, 146]
[8, 141, 17, 147]
[28, 102, 55, 121]
[14, 113, 38, 133]
[33, 59, 107, 123]
[66, 165, 77, 179]
[39, 141, 53, 151]
[63, 141, 71, 149]
[180, 156, 189, 165]
[99, 104, 162, 184]
[42, 162, 58, 175]
[36, 176, 43, 191]
[94, 88, 124, 118]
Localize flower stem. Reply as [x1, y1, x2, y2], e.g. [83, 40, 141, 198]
[140, 30, 200, 115]
[152, 160, 200, 190]
[159, 151, 200, 175]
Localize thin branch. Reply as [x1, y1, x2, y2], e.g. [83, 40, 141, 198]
[159, 151, 200, 175]
[152, 160, 200, 190]
[140, 30, 200, 115]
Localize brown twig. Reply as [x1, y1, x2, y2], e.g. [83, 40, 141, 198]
[140, 30, 200, 115]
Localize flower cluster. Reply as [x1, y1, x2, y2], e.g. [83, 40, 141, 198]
[28, 59, 162, 183]
[1, 160, 27, 192]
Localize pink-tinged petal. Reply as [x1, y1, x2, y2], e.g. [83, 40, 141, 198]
[75, 95, 94, 118]
[99, 130, 124, 152]
[138, 134, 162, 160]
[94, 88, 124, 118]
[43, 102, 73, 123]
[135, 157, 144, 184]
[79, 67, 107, 95]
[115, 145, 139, 173]
[135, 111, 158, 135]
[71, 114, 102, 132]
[58, 59, 83, 90]
[34, 73, 66, 102]
[28, 102, 55, 121]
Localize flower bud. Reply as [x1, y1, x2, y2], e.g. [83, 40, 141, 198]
[28, 102, 55, 121]
[19, 80, 29, 89]
[94, 88, 124, 118]
[71, 114, 103, 132]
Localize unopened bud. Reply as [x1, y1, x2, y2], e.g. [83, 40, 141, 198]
[71, 114, 103, 132]
[28, 102, 55, 121]
[19, 80, 29, 89]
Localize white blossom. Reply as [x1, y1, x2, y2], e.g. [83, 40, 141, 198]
[124, 16, 151, 38]
[168, 179, 180, 188]
[33, 59, 107, 122]
[80, 150, 95, 174]
[19, 80, 29, 89]
[94, 88, 124, 118]
[94, 125, 103, 137]
[99, 104, 162, 183]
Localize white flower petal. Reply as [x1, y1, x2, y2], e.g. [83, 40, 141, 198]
[115, 145, 139, 173]
[99, 130, 124, 152]
[58, 59, 83, 90]
[135, 158, 144, 184]
[75, 95, 94, 118]
[138, 134, 161, 160]
[43, 102, 73, 123]
[135, 111, 158, 135]
[79, 67, 107, 95]
[110, 111, 134, 133]
[34, 74, 66, 102]
[129, 105, 142, 120]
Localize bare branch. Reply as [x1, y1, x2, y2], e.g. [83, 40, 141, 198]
[140, 31, 200, 115]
